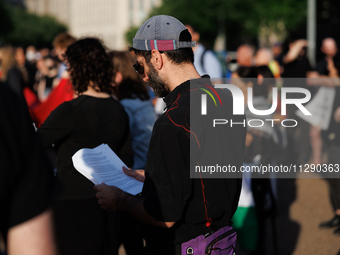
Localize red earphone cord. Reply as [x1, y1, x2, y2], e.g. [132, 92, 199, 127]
[165, 92, 212, 228]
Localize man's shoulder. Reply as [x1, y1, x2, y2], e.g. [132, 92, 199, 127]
[153, 106, 190, 137]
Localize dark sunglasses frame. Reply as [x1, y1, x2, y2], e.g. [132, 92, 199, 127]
[133, 51, 151, 75]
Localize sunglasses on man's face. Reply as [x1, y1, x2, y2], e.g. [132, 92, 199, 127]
[133, 59, 145, 75]
[133, 52, 151, 75]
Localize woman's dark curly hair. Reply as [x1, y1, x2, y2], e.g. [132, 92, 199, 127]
[65, 37, 115, 94]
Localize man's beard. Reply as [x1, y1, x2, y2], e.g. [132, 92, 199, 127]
[147, 63, 170, 97]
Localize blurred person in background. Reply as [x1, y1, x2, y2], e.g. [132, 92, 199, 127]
[255, 48, 273, 67]
[316, 37, 338, 76]
[271, 42, 284, 66]
[37, 48, 50, 59]
[38, 38, 133, 255]
[53, 32, 76, 79]
[318, 55, 340, 235]
[14, 47, 29, 86]
[34, 56, 45, 92]
[110, 50, 156, 170]
[185, 24, 223, 78]
[295, 38, 338, 168]
[281, 39, 313, 166]
[236, 44, 255, 67]
[27, 34, 76, 127]
[256, 65, 277, 100]
[15, 46, 38, 92]
[231, 66, 278, 254]
[0, 45, 25, 100]
[256, 65, 275, 80]
[232, 66, 277, 165]
[255, 64, 280, 197]
[281, 39, 312, 79]
[0, 81, 56, 255]
[255, 48, 280, 78]
[109, 50, 157, 255]
[36, 56, 60, 102]
[308, 38, 339, 166]
[26, 45, 37, 64]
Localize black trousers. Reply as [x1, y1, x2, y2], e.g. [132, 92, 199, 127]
[52, 197, 121, 255]
[327, 144, 340, 211]
[119, 212, 144, 255]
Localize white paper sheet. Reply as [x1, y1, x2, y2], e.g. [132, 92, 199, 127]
[72, 144, 143, 195]
[296, 87, 336, 130]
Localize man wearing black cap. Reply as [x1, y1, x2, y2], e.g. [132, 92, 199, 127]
[95, 15, 246, 255]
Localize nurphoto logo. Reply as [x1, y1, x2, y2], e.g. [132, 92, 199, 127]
[201, 84, 312, 128]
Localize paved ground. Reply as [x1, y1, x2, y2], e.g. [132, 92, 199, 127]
[119, 174, 340, 255]
[284, 176, 339, 255]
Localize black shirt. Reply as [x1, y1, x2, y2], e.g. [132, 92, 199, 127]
[6, 67, 25, 100]
[316, 59, 329, 76]
[282, 56, 312, 79]
[38, 95, 133, 200]
[322, 86, 340, 147]
[0, 82, 54, 243]
[141, 77, 246, 253]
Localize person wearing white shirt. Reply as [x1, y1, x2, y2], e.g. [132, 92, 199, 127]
[185, 25, 223, 78]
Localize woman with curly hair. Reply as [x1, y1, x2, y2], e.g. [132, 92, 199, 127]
[38, 38, 133, 255]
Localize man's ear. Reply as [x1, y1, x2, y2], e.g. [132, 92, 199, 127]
[151, 49, 163, 70]
[115, 71, 123, 85]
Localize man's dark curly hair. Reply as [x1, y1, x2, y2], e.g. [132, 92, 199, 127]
[65, 38, 115, 94]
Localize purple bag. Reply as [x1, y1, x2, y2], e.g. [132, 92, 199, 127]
[181, 226, 237, 255]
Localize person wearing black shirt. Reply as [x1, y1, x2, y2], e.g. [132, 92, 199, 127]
[94, 15, 246, 255]
[38, 38, 133, 255]
[319, 56, 340, 237]
[0, 46, 26, 100]
[0, 81, 56, 255]
[316, 38, 338, 76]
[282, 39, 312, 79]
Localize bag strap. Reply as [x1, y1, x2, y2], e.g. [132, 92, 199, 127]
[200, 48, 209, 74]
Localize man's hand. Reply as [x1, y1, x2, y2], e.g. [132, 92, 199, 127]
[94, 183, 127, 211]
[94, 183, 176, 228]
[283, 39, 308, 64]
[123, 166, 145, 182]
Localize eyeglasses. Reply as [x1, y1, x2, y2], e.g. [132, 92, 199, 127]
[133, 52, 151, 75]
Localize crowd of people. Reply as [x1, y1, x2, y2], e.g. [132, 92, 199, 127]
[226, 38, 340, 255]
[1, 14, 340, 255]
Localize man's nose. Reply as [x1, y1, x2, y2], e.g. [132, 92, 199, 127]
[143, 73, 148, 83]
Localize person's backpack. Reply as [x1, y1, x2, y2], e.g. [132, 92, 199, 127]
[200, 48, 228, 79]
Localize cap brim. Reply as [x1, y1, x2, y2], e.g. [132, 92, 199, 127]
[133, 39, 196, 51]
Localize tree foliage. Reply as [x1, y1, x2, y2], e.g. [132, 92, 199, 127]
[125, 26, 139, 47]
[0, 0, 13, 36]
[126, 0, 307, 49]
[1, 4, 67, 48]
